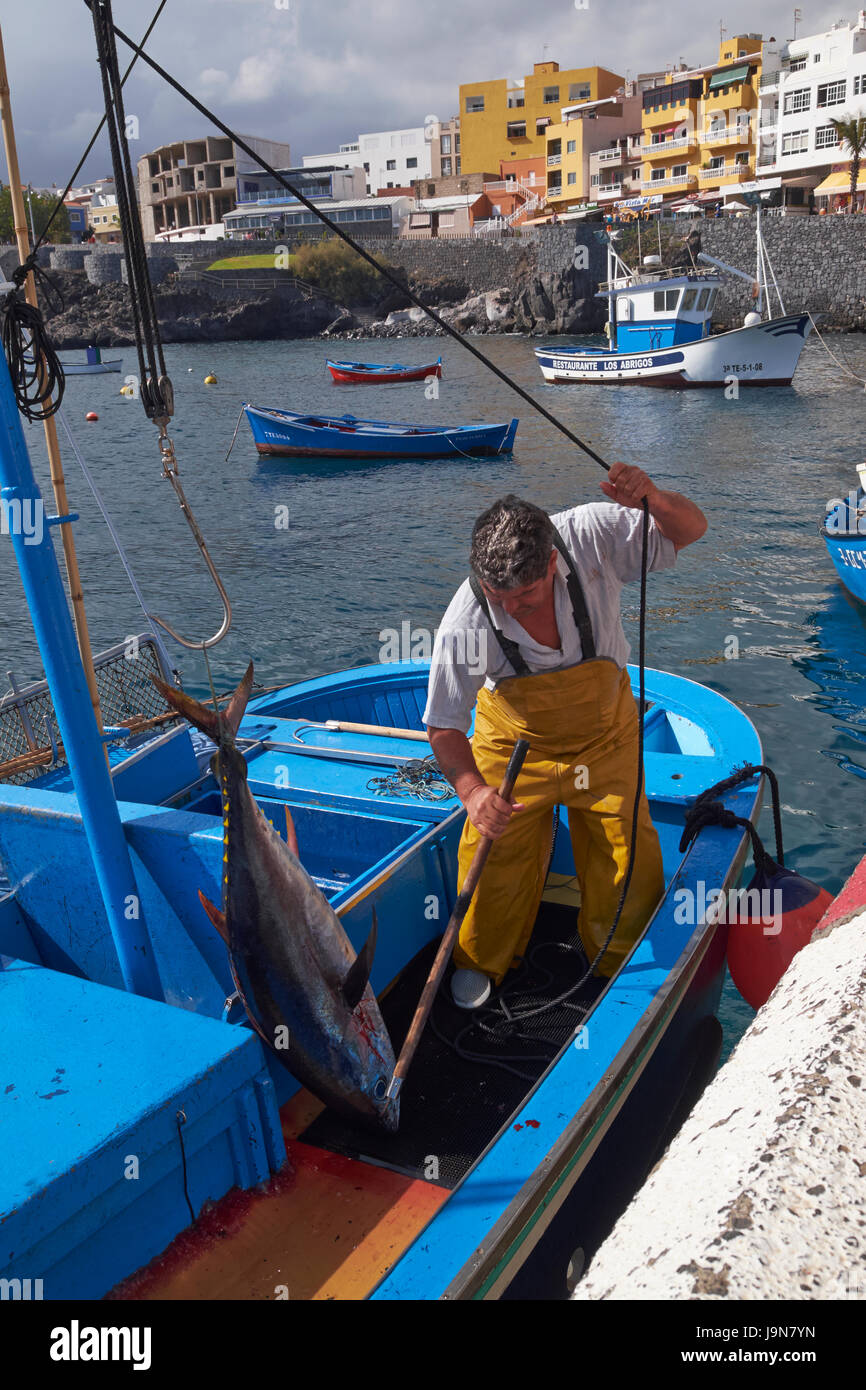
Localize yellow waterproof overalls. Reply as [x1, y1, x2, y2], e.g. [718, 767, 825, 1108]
[454, 537, 664, 984]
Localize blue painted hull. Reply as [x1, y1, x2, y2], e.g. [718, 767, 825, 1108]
[821, 495, 866, 604]
[244, 403, 519, 458]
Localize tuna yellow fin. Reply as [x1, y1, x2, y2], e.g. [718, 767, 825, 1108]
[198, 890, 230, 946]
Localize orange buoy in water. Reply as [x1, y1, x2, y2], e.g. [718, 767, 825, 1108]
[85, 412, 99, 421]
[727, 856, 834, 1011]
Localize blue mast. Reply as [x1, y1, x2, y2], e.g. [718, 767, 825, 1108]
[0, 351, 163, 1000]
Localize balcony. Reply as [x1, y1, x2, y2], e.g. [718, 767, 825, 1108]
[547, 153, 562, 168]
[596, 182, 623, 199]
[640, 174, 698, 191]
[597, 147, 623, 162]
[639, 135, 695, 158]
[698, 162, 754, 181]
[759, 71, 780, 91]
[700, 127, 752, 145]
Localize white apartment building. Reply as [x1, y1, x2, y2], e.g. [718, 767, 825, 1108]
[757, 11, 866, 208]
[302, 144, 361, 170]
[357, 127, 432, 194]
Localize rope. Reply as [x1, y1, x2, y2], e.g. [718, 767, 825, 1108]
[1, 258, 66, 420]
[367, 756, 453, 803]
[807, 312, 866, 389]
[55, 407, 178, 680]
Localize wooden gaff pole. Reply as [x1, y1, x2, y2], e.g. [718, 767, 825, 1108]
[0, 25, 106, 750]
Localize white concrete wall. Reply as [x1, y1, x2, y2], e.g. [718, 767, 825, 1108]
[573, 905, 866, 1301]
[358, 127, 433, 195]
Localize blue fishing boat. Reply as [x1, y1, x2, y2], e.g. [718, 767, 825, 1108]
[243, 403, 518, 459]
[821, 478, 866, 605]
[327, 357, 442, 384]
[58, 347, 123, 375]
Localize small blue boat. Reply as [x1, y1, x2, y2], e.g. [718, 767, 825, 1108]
[244, 403, 519, 459]
[821, 482, 866, 605]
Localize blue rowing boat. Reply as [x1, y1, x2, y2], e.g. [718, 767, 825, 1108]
[821, 482, 866, 605]
[1, 638, 763, 1299]
[243, 403, 519, 459]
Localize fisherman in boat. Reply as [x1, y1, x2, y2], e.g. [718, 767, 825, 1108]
[424, 467, 707, 1010]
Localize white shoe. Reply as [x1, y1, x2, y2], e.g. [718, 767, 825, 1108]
[451, 968, 492, 1010]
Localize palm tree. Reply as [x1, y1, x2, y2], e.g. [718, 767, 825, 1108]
[829, 115, 866, 211]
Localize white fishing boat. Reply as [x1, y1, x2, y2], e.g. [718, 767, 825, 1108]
[535, 211, 813, 389]
[59, 347, 123, 375]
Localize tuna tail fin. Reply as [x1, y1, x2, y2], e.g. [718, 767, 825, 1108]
[152, 663, 254, 746]
[342, 907, 378, 1012]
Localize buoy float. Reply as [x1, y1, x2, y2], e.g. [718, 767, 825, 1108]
[204, 374, 217, 385]
[119, 385, 134, 396]
[727, 857, 833, 1011]
[85, 412, 99, 421]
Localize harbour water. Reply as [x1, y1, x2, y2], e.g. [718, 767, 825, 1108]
[7, 331, 866, 1057]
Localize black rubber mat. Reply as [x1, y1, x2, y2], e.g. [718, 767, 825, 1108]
[299, 903, 606, 1189]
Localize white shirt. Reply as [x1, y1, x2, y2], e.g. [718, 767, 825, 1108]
[422, 503, 677, 734]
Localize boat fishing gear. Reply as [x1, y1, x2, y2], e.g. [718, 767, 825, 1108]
[367, 757, 453, 803]
[679, 764, 833, 1011]
[0, 259, 66, 421]
[86, 0, 232, 653]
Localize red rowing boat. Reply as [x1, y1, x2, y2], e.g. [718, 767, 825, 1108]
[327, 357, 443, 384]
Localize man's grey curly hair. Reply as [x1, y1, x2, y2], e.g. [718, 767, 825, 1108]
[470, 495, 556, 591]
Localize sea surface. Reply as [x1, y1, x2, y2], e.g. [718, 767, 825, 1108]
[5, 331, 866, 1060]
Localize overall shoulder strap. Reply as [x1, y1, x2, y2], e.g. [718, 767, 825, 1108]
[468, 573, 531, 678]
[550, 531, 597, 661]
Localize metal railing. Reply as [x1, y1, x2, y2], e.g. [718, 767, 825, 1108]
[698, 162, 753, 180]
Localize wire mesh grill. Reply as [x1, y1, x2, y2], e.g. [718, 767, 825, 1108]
[0, 636, 175, 786]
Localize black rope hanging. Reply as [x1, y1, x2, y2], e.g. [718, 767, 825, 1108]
[0, 257, 66, 421]
[87, 0, 173, 425]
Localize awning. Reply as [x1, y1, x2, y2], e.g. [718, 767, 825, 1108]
[708, 64, 750, 90]
[814, 169, 866, 194]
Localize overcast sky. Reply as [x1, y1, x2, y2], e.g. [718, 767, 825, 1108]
[1, 0, 853, 189]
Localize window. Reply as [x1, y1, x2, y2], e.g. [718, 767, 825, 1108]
[590, 173, 599, 186]
[815, 125, 840, 148]
[682, 289, 698, 311]
[441, 135, 452, 154]
[543, 86, 560, 104]
[783, 88, 810, 113]
[223, 166, 234, 177]
[569, 83, 591, 101]
[813, 53, 821, 63]
[151, 182, 159, 193]
[386, 160, 396, 170]
[363, 162, 370, 172]
[709, 156, 725, 170]
[567, 171, 577, 184]
[651, 168, 666, 181]
[789, 57, 807, 73]
[455, 135, 461, 152]
[854, 75, 865, 96]
[567, 139, 576, 153]
[781, 129, 809, 155]
[654, 289, 680, 311]
[456, 157, 461, 173]
[696, 289, 710, 310]
[507, 122, 527, 138]
[671, 163, 687, 178]
[441, 158, 452, 175]
[406, 157, 418, 169]
[465, 95, 484, 113]
[817, 81, 846, 107]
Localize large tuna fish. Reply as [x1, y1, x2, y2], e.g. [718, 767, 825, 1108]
[154, 664, 398, 1131]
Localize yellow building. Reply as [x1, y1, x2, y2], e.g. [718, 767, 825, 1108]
[459, 61, 623, 176]
[544, 90, 644, 213]
[640, 37, 764, 203]
[89, 202, 122, 241]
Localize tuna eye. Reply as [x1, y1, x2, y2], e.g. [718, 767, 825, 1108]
[374, 1078, 387, 1100]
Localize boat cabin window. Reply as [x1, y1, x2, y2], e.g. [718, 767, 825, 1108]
[682, 289, 698, 311]
[654, 289, 681, 313]
[696, 289, 711, 311]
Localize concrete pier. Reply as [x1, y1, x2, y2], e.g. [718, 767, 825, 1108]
[573, 859, 866, 1301]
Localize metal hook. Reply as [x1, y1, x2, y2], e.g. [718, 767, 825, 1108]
[149, 429, 233, 651]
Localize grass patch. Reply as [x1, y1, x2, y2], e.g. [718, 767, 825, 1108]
[208, 255, 297, 271]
